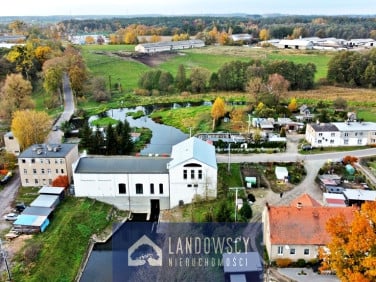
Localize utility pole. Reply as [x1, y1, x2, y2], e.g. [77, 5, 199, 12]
[229, 187, 245, 222]
[228, 143, 231, 172]
[0, 239, 12, 281]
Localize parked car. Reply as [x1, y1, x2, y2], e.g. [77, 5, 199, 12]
[301, 144, 313, 151]
[0, 171, 12, 185]
[15, 202, 26, 213]
[3, 212, 18, 221]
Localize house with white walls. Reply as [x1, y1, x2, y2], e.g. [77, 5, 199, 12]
[72, 137, 217, 213]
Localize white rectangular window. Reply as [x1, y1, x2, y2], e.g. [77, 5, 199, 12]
[290, 248, 296, 255]
[277, 246, 283, 255]
[357, 139, 362, 144]
[191, 170, 195, 179]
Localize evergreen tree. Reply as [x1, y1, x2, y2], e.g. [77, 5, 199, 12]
[79, 121, 93, 150]
[175, 64, 187, 92]
[105, 123, 117, 155]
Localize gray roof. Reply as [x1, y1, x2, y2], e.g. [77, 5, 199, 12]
[75, 156, 171, 174]
[38, 186, 65, 195]
[310, 123, 339, 132]
[168, 137, 217, 169]
[137, 39, 204, 49]
[30, 194, 60, 208]
[332, 121, 376, 131]
[18, 143, 77, 158]
[22, 206, 53, 217]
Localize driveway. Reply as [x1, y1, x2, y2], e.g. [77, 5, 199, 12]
[46, 73, 75, 144]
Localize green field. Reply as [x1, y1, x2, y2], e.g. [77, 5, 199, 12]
[82, 45, 333, 92]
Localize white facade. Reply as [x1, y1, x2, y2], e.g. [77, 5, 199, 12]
[135, 40, 205, 53]
[72, 137, 217, 212]
[305, 121, 376, 147]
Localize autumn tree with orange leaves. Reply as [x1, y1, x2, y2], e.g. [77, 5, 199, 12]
[211, 97, 226, 130]
[52, 175, 69, 189]
[319, 201, 376, 282]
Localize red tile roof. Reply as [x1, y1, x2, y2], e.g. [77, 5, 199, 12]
[268, 205, 355, 245]
[290, 193, 321, 207]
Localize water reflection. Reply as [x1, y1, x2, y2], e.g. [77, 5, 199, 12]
[89, 106, 188, 156]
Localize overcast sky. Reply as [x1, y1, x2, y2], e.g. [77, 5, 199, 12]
[1, 0, 375, 17]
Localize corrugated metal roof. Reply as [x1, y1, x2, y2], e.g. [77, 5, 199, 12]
[75, 156, 171, 174]
[168, 137, 217, 169]
[30, 195, 59, 208]
[38, 186, 65, 195]
[14, 214, 48, 226]
[18, 143, 77, 158]
[22, 206, 53, 217]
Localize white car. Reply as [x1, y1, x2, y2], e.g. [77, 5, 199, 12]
[3, 213, 18, 221]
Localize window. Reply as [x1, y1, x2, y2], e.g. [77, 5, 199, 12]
[357, 139, 362, 145]
[193, 184, 198, 188]
[23, 169, 27, 174]
[31, 159, 35, 163]
[318, 140, 322, 144]
[21, 159, 26, 163]
[355, 132, 358, 136]
[290, 248, 296, 255]
[331, 133, 335, 137]
[183, 170, 187, 179]
[150, 184, 154, 194]
[61, 169, 64, 174]
[48, 179, 52, 185]
[33, 169, 37, 174]
[25, 179, 29, 184]
[159, 183, 163, 194]
[60, 159, 64, 164]
[318, 133, 323, 137]
[47, 169, 51, 174]
[344, 132, 349, 137]
[304, 249, 310, 255]
[41, 168, 45, 174]
[187, 184, 192, 188]
[191, 170, 195, 179]
[136, 184, 143, 194]
[46, 159, 50, 164]
[330, 140, 334, 144]
[40, 159, 44, 164]
[198, 170, 202, 179]
[34, 179, 39, 184]
[344, 139, 349, 145]
[277, 246, 283, 255]
[56, 169, 59, 173]
[43, 179, 47, 185]
[118, 183, 126, 194]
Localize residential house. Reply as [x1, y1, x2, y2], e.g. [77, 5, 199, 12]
[263, 193, 355, 262]
[72, 137, 217, 213]
[3, 131, 20, 156]
[18, 143, 79, 187]
[305, 122, 341, 147]
[135, 40, 205, 53]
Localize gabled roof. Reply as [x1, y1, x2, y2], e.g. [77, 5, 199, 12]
[74, 156, 171, 174]
[267, 204, 355, 245]
[168, 137, 217, 169]
[290, 193, 321, 207]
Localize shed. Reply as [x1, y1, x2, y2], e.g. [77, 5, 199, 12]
[22, 206, 54, 218]
[323, 193, 346, 207]
[38, 186, 65, 200]
[13, 214, 50, 233]
[30, 194, 60, 210]
[275, 166, 288, 181]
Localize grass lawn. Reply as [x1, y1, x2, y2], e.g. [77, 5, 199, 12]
[10, 196, 125, 282]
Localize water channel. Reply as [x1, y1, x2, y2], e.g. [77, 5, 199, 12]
[89, 105, 189, 156]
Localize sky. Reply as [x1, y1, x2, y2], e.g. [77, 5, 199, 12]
[1, 0, 376, 17]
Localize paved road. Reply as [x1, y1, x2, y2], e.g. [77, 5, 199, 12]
[46, 73, 75, 144]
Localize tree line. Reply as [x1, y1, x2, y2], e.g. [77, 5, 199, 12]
[137, 59, 316, 95]
[57, 15, 376, 42]
[327, 48, 376, 87]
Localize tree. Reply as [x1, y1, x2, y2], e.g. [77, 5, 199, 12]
[320, 201, 376, 282]
[85, 36, 95, 45]
[211, 97, 226, 130]
[333, 97, 348, 110]
[79, 121, 93, 150]
[259, 29, 270, 41]
[189, 67, 210, 93]
[288, 97, 298, 112]
[11, 110, 52, 150]
[0, 73, 34, 120]
[52, 175, 69, 189]
[175, 64, 187, 92]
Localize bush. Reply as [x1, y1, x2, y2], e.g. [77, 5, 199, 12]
[239, 202, 252, 219]
[276, 258, 293, 267]
[296, 258, 306, 267]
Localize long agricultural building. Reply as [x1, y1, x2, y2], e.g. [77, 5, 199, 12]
[135, 39, 205, 53]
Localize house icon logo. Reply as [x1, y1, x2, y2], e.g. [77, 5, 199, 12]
[128, 235, 162, 266]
